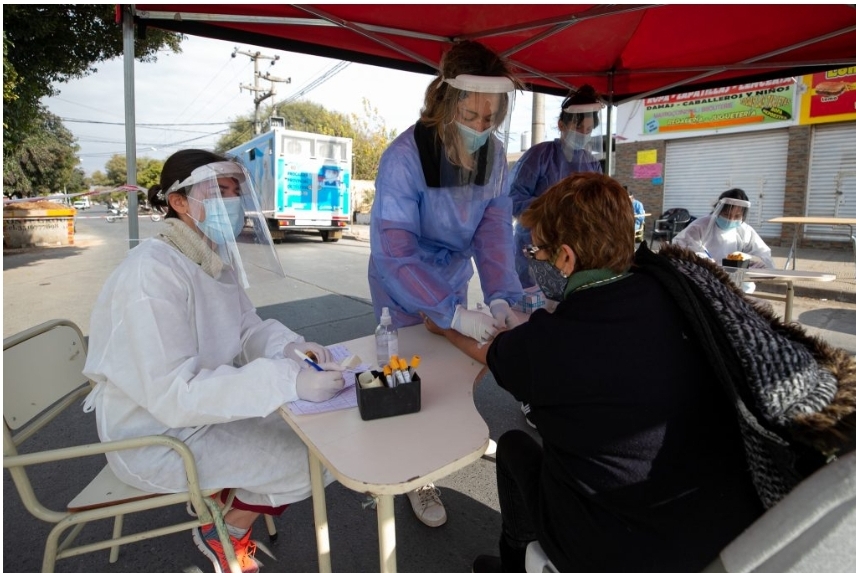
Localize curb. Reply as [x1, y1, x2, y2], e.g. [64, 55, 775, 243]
[754, 282, 856, 305]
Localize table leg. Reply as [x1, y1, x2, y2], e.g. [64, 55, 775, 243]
[377, 494, 397, 573]
[848, 225, 855, 277]
[785, 281, 794, 323]
[784, 226, 798, 270]
[309, 453, 332, 573]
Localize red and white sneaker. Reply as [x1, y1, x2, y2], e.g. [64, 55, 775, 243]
[193, 524, 261, 573]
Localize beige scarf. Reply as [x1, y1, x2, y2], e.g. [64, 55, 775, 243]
[156, 218, 224, 279]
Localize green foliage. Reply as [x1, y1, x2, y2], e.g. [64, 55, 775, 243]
[2, 5, 182, 155]
[215, 99, 396, 181]
[103, 154, 164, 190]
[2, 110, 79, 197]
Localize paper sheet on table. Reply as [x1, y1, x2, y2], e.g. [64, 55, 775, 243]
[286, 344, 371, 415]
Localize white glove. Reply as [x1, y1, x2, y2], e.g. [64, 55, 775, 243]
[489, 299, 521, 329]
[296, 368, 345, 402]
[451, 305, 499, 343]
[284, 341, 333, 364]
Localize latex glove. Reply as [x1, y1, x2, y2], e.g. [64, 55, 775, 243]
[489, 299, 521, 329]
[296, 368, 345, 402]
[451, 305, 499, 343]
[284, 341, 333, 364]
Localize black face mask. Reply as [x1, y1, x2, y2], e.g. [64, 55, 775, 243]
[528, 259, 568, 301]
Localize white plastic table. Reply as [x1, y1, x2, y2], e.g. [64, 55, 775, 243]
[767, 216, 856, 274]
[279, 325, 489, 573]
[738, 268, 836, 322]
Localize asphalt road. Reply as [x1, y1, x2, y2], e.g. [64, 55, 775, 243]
[4, 207, 856, 573]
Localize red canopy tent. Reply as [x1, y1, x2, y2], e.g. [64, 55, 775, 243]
[130, 4, 856, 103]
[118, 4, 856, 244]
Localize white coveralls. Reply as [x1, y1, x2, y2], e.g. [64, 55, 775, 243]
[83, 237, 332, 507]
[672, 214, 775, 269]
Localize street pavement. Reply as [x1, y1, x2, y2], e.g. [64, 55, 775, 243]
[3, 215, 856, 573]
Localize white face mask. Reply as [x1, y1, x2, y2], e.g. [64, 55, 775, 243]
[562, 130, 591, 157]
[192, 197, 245, 245]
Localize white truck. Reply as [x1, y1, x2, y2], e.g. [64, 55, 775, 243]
[227, 125, 352, 243]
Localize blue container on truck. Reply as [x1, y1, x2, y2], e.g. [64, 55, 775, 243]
[228, 126, 352, 242]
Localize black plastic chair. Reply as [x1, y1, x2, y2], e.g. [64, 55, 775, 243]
[650, 208, 693, 247]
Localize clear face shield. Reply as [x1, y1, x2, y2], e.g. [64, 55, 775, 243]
[560, 102, 605, 162]
[442, 74, 516, 199]
[168, 161, 285, 289]
[701, 196, 751, 252]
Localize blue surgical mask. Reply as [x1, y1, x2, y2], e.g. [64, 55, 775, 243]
[561, 130, 592, 161]
[455, 122, 492, 154]
[196, 197, 245, 245]
[528, 259, 569, 301]
[715, 216, 742, 231]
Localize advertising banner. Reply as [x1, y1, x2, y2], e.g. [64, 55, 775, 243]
[642, 78, 795, 135]
[798, 67, 856, 125]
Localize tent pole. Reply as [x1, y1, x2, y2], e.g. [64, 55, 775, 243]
[605, 71, 614, 176]
[123, 5, 140, 248]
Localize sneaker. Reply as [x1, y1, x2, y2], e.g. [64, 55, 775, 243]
[472, 555, 503, 573]
[521, 402, 537, 429]
[193, 524, 261, 573]
[406, 483, 447, 527]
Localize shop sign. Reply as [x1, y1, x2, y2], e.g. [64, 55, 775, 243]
[798, 67, 856, 125]
[642, 78, 794, 135]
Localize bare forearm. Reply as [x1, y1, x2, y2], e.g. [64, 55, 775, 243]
[421, 313, 491, 364]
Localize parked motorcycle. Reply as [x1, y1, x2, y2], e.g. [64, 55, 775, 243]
[105, 207, 129, 223]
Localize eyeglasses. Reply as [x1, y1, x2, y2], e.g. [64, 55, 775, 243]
[523, 243, 548, 259]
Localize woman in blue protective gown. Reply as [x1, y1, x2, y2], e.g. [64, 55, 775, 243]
[510, 85, 604, 288]
[368, 40, 524, 528]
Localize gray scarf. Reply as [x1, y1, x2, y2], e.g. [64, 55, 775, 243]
[155, 218, 224, 279]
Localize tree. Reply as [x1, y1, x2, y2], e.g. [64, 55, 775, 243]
[2, 110, 80, 197]
[3, 5, 182, 155]
[215, 100, 396, 181]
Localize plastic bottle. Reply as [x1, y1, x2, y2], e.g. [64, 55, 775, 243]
[375, 307, 399, 367]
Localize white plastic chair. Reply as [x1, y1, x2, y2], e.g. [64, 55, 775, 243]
[3, 319, 244, 573]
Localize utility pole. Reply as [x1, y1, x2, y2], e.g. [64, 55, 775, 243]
[233, 48, 291, 135]
[532, 92, 546, 145]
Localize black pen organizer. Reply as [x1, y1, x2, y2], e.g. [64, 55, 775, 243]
[356, 370, 421, 421]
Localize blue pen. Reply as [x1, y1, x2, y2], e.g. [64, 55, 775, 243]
[294, 349, 324, 371]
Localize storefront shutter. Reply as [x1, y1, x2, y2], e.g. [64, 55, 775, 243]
[804, 122, 856, 241]
[663, 131, 789, 238]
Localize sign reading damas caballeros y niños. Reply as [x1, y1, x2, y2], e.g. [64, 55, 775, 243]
[642, 78, 795, 135]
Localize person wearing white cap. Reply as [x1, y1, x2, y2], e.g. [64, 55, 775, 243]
[368, 40, 524, 527]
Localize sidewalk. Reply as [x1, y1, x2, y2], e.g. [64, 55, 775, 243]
[344, 224, 856, 303]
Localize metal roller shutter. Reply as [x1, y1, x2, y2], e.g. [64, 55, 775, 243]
[804, 122, 856, 241]
[663, 131, 789, 238]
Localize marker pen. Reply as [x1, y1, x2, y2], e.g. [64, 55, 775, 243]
[295, 349, 324, 371]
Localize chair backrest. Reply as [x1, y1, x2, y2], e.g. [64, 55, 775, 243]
[702, 449, 856, 573]
[4, 319, 89, 435]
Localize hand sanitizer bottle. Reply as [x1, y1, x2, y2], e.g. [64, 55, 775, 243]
[375, 307, 399, 367]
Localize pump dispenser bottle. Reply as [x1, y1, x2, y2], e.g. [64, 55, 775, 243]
[375, 307, 399, 367]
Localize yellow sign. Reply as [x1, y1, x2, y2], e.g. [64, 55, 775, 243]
[637, 150, 657, 165]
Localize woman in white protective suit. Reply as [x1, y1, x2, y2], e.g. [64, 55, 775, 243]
[83, 149, 345, 573]
[672, 188, 774, 293]
[367, 40, 523, 528]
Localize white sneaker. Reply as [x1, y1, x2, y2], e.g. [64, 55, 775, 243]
[521, 403, 537, 429]
[406, 484, 447, 527]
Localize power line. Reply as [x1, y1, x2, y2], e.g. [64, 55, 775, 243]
[59, 118, 232, 126]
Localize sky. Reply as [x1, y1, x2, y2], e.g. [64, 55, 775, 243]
[43, 35, 566, 177]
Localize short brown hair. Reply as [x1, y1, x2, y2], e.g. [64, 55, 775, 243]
[520, 173, 635, 273]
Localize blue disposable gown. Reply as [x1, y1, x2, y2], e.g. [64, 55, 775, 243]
[510, 139, 602, 287]
[368, 125, 522, 329]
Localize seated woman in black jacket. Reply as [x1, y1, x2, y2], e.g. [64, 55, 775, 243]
[424, 172, 856, 573]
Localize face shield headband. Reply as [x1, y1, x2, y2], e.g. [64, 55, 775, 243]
[167, 161, 285, 289]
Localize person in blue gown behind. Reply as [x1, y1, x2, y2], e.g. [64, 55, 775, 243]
[368, 40, 524, 528]
[510, 85, 604, 288]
